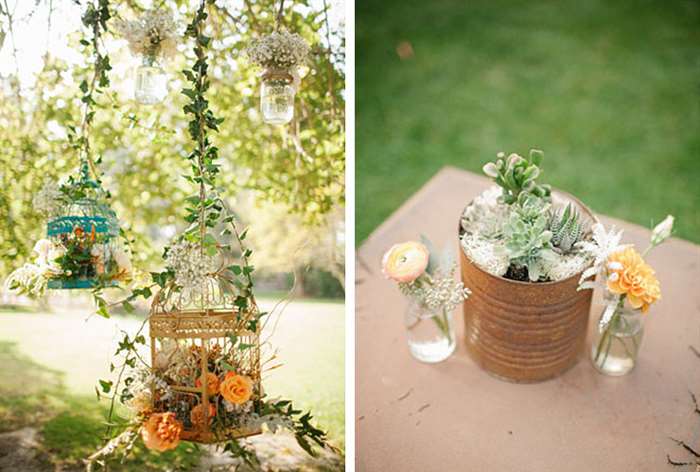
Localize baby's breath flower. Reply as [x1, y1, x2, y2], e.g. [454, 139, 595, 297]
[165, 240, 215, 292]
[33, 181, 63, 216]
[115, 9, 178, 61]
[246, 29, 310, 70]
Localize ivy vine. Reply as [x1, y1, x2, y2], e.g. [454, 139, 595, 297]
[88, 1, 336, 468]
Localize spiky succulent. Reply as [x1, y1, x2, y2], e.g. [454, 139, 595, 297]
[548, 203, 587, 254]
[482, 149, 552, 205]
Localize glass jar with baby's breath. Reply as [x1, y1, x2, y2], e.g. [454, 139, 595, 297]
[260, 69, 295, 125]
[404, 299, 456, 363]
[135, 56, 168, 105]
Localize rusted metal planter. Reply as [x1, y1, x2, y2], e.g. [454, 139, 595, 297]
[458, 193, 595, 383]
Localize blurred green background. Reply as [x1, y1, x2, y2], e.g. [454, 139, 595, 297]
[356, 0, 700, 244]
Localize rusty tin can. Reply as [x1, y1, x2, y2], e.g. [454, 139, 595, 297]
[459, 192, 595, 383]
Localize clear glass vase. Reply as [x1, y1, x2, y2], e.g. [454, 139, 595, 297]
[135, 57, 167, 105]
[404, 299, 456, 363]
[260, 72, 295, 125]
[591, 304, 644, 376]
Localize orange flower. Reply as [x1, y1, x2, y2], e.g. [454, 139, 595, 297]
[194, 372, 220, 395]
[190, 403, 216, 427]
[606, 247, 660, 312]
[141, 412, 182, 452]
[74, 226, 85, 238]
[219, 372, 253, 405]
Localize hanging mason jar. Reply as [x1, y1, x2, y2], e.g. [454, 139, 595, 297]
[405, 298, 456, 363]
[260, 68, 295, 125]
[591, 304, 644, 376]
[135, 56, 168, 105]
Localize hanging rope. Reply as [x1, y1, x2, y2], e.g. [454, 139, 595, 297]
[76, 0, 111, 184]
[275, 0, 285, 30]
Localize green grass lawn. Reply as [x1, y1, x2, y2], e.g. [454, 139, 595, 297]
[357, 0, 700, 244]
[0, 296, 344, 470]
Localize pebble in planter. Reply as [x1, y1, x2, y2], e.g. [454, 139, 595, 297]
[458, 150, 596, 382]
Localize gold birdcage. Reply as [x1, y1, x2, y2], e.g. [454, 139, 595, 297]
[148, 259, 262, 443]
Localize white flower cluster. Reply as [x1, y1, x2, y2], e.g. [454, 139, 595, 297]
[4, 239, 65, 297]
[423, 274, 471, 313]
[246, 29, 310, 70]
[165, 240, 215, 292]
[576, 223, 626, 291]
[32, 182, 63, 216]
[399, 264, 470, 313]
[115, 9, 178, 61]
[124, 366, 172, 414]
[223, 397, 255, 414]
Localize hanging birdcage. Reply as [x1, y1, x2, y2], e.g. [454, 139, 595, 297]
[44, 173, 125, 290]
[148, 246, 262, 443]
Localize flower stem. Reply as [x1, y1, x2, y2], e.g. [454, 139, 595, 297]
[594, 297, 625, 366]
[431, 308, 453, 344]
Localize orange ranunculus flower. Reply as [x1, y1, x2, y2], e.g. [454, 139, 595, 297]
[195, 372, 220, 395]
[190, 403, 216, 427]
[606, 247, 660, 312]
[381, 241, 430, 283]
[141, 412, 183, 452]
[219, 372, 253, 405]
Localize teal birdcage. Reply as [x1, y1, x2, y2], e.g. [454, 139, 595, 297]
[46, 167, 121, 289]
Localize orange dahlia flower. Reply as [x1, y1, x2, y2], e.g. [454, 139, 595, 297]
[606, 247, 660, 312]
[219, 371, 253, 405]
[141, 412, 183, 452]
[194, 372, 220, 395]
[190, 403, 216, 427]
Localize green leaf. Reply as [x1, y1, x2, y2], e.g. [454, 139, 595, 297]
[99, 379, 113, 393]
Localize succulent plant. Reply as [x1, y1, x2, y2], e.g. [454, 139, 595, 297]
[548, 203, 587, 254]
[482, 149, 552, 205]
[503, 201, 554, 281]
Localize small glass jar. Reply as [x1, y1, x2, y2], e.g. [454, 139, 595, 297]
[591, 305, 644, 376]
[404, 299, 456, 363]
[135, 57, 167, 105]
[260, 69, 295, 125]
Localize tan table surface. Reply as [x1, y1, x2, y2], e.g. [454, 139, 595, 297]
[356, 167, 700, 472]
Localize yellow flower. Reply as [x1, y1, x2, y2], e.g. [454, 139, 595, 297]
[219, 372, 253, 405]
[381, 241, 429, 283]
[141, 412, 182, 452]
[606, 247, 660, 312]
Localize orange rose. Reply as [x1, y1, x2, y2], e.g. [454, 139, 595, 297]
[219, 372, 253, 405]
[606, 247, 660, 312]
[141, 412, 182, 452]
[190, 403, 216, 427]
[194, 372, 220, 395]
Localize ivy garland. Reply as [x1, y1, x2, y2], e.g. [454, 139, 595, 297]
[87, 1, 336, 468]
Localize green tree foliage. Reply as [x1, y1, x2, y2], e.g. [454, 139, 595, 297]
[0, 0, 344, 277]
